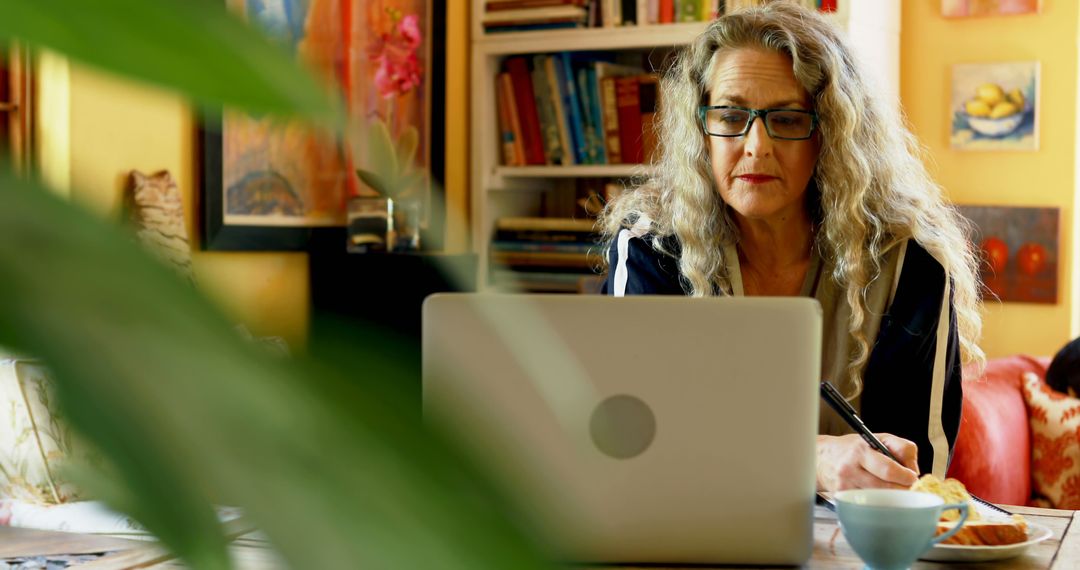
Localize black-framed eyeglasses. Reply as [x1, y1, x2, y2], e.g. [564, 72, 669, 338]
[698, 105, 819, 140]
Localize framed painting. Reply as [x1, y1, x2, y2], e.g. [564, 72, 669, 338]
[959, 205, 1059, 304]
[950, 61, 1039, 151]
[200, 0, 445, 251]
[942, 0, 1041, 18]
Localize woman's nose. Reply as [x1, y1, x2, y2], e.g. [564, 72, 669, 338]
[743, 117, 773, 157]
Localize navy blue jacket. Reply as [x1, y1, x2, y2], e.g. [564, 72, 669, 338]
[602, 233, 963, 476]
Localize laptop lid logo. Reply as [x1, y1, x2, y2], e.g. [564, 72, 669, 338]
[589, 394, 656, 459]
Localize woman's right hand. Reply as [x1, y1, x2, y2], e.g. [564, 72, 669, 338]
[816, 433, 919, 492]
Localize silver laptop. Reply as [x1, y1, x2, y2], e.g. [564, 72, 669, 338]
[422, 294, 821, 565]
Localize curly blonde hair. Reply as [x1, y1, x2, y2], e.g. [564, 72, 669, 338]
[599, 1, 984, 392]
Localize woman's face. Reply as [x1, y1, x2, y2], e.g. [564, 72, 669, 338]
[705, 48, 820, 226]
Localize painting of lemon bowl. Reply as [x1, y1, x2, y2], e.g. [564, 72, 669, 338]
[951, 62, 1039, 151]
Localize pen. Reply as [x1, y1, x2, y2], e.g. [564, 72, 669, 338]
[818, 380, 1014, 516]
[819, 380, 902, 464]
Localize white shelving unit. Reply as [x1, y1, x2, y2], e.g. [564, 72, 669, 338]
[469, 0, 900, 289]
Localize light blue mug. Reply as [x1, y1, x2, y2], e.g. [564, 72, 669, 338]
[834, 489, 969, 570]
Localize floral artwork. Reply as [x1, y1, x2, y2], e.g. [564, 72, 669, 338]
[959, 205, 1058, 304]
[950, 61, 1039, 151]
[942, 0, 1041, 18]
[208, 0, 437, 246]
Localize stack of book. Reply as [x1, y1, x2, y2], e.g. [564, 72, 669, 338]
[490, 217, 604, 292]
[482, 0, 836, 34]
[483, 0, 592, 33]
[495, 53, 660, 167]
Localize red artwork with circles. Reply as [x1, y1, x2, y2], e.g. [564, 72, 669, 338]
[959, 205, 1058, 304]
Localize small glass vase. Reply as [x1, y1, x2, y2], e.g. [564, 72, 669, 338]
[346, 197, 421, 253]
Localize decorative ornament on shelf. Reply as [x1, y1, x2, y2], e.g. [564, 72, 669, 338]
[349, 9, 425, 254]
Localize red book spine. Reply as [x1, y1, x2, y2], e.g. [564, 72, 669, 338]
[505, 57, 547, 165]
[495, 74, 519, 165]
[819, 0, 837, 13]
[499, 73, 527, 166]
[615, 76, 643, 164]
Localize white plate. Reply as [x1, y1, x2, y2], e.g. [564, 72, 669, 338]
[920, 522, 1053, 563]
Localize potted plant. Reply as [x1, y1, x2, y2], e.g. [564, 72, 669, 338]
[0, 2, 550, 568]
[350, 119, 424, 253]
[349, 9, 426, 253]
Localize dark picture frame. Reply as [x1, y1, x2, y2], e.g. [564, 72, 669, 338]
[199, 0, 445, 252]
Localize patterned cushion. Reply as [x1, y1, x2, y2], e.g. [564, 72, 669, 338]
[1022, 371, 1080, 508]
[0, 359, 83, 504]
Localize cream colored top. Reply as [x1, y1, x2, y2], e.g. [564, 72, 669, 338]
[723, 240, 908, 437]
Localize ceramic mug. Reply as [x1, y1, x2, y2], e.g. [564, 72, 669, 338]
[834, 489, 969, 570]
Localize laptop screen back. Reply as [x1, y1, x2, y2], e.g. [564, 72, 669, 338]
[422, 294, 821, 565]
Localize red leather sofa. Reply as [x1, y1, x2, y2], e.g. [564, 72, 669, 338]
[946, 355, 1049, 507]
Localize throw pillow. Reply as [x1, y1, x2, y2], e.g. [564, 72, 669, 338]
[1022, 371, 1080, 508]
[124, 170, 194, 283]
[0, 359, 85, 504]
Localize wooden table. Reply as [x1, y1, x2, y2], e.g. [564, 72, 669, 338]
[1, 505, 1078, 568]
[806, 504, 1080, 570]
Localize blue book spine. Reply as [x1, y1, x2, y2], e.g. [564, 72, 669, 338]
[558, 53, 587, 165]
[586, 66, 607, 164]
[575, 67, 598, 165]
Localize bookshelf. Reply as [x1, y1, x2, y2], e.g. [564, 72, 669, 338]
[470, 0, 900, 292]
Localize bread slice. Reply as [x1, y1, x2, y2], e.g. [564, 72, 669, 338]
[911, 474, 1029, 546]
[935, 514, 1028, 546]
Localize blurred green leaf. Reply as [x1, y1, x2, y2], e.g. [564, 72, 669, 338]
[0, 0, 341, 127]
[367, 119, 401, 192]
[355, 168, 391, 198]
[397, 126, 420, 172]
[0, 169, 553, 568]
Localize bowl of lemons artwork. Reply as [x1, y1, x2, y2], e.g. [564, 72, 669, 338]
[961, 82, 1029, 137]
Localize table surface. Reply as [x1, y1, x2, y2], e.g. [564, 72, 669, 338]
[1, 504, 1077, 569]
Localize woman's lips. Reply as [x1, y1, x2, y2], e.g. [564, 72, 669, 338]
[736, 174, 778, 184]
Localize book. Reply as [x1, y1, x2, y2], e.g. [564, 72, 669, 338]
[505, 57, 546, 165]
[484, 22, 583, 32]
[491, 240, 596, 254]
[620, 0, 638, 25]
[638, 74, 661, 164]
[599, 76, 622, 163]
[494, 72, 520, 166]
[498, 73, 528, 166]
[531, 55, 565, 165]
[496, 216, 597, 232]
[584, 66, 608, 164]
[485, 0, 588, 10]
[557, 53, 588, 165]
[575, 66, 604, 164]
[659, 0, 675, 22]
[647, 0, 660, 23]
[543, 56, 576, 165]
[678, 0, 701, 21]
[481, 6, 588, 24]
[594, 61, 643, 164]
[615, 75, 644, 164]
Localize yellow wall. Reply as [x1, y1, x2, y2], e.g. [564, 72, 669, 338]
[57, 65, 311, 349]
[40, 2, 470, 349]
[900, 2, 1078, 358]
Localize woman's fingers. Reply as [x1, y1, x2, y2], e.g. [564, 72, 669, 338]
[878, 433, 920, 473]
[860, 448, 918, 488]
[817, 433, 921, 491]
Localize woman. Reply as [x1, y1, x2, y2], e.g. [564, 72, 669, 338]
[599, 1, 984, 492]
